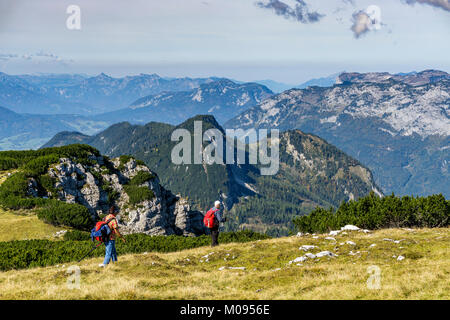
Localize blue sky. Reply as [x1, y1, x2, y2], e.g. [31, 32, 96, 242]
[0, 0, 449, 83]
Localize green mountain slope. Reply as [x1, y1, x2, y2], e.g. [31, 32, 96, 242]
[42, 116, 381, 236]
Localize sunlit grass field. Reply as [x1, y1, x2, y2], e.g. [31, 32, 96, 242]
[0, 208, 65, 241]
[0, 227, 448, 300]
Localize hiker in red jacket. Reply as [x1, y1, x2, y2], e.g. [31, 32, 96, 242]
[205, 200, 226, 247]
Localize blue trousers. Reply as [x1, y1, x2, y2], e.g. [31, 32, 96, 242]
[103, 240, 118, 265]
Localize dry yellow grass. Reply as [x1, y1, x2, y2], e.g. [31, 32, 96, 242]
[0, 227, 448, 300]
[0, 170, 66, 241]
[0, 170, 13, 185]
[0, 208, 65, 241]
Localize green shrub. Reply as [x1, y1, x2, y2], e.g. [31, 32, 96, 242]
[63, 230, 91, 241]
[0, 157, 20, 170]
[0, 230, 270, 271]
[124, 185, 155, 205]
[293, 192, 449, 233]
[0, 172, 31, 200]
[129, 171, 155, 186]
[37, 201, 93, 231]
[118, 155, 133, 170]
[23, 155, 60, 176]
[136, 159, 146, 166]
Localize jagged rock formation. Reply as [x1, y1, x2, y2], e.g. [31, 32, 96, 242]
[37, 154, 207, 236]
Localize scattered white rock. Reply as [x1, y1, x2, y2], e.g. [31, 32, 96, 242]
[299, 245, 317, 251]
[218, 266, 246, 271]
[296, 232, 304, 237]
[312, 236, 319, 239]
[316, 251, 338, 258]
[369, 244, 377, 248]
[341, 225, 360, 231]
[304, 253, 317, 259]
[346, 241, 356, 246]
[361, 229, 371, 233]
[397, 256, 405, 261]
[272, 268, 281, 272]
[289, 257, 308, 264]
[325, 237, 336, 241]
[394, 239, 406, 244]
[329, 230, 341, 236]
[341, 232, 348, 235]
[348, 251, 360, 256]
[53, 230, 68, 237]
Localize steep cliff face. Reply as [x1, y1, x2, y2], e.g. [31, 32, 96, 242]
[225, 77, 450, 197]
[39, 154, 206, 236]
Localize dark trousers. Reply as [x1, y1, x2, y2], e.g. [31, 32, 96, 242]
[210, 226, 219, 247]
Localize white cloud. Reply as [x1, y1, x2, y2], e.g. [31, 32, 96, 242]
[0, 51, 73, 65]
[403, 0, 450, 12]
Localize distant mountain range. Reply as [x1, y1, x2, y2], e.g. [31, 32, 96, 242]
[0, 106, 107, 150]
[95, 79, 273, 125]
[0, 72, 227, 114]
[2, 69, 449, 201]
[42, 115, 380, 236]
[248, 73, 343, 93]
[336, 69, 450, 87]
[0, 75, 272, 150]
[226, 69, 450, 198]
[296, 72, 343, 89]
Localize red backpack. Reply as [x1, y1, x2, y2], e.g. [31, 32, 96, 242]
[90, 217, 116, 243]
[203, 208, 218, 229]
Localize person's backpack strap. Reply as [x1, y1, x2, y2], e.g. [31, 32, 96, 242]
[103, 216, 117, 227]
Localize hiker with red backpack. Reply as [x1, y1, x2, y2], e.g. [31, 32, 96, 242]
[203, 200, 226, 247]
[97, 206, 126, 268]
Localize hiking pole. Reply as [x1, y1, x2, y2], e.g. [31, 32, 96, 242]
[78, 242, 103, 263]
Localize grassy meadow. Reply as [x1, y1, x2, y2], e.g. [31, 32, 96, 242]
[0, 227, 448, 300]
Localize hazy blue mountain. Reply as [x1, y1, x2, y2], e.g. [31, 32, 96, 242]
[95, 79, 273, 125]
[0, 72, 92, 114]
[250, 79, 296, 93]
[0, 71, 231, 114]
[42, 73, 229, 113]
[0, 105, 108, 150]
[226, 70, 450, 198]
[296, 72, 343, 89]
[16, 73, 88, 88]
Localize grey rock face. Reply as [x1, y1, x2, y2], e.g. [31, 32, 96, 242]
[44, 156, 207, 236]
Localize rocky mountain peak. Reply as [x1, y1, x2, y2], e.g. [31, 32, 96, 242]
[36, 153, 207, 236]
